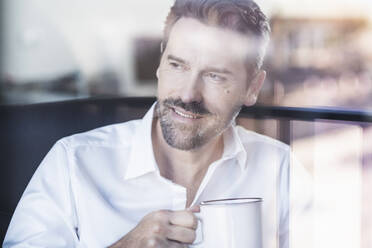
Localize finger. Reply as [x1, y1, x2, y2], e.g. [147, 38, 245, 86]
[167, 225, 197, 244]
[151, 209, 172, 224]
[169, 210, 198, 229]
[165, 239, 189, 248]
[143, 236, 168, 248]
[188, 205, 200, 213]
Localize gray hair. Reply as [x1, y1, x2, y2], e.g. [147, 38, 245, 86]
[163, 0, 271, 73]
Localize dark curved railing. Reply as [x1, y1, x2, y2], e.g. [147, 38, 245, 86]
[240, 105, 372, 123]
[95, 96, 372, 123]
[1, 96, 371, 146]
[111, 96, 372, 145]
[3, 96, 371, 123]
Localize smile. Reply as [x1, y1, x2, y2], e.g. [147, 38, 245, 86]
[172, 108, 201, 119]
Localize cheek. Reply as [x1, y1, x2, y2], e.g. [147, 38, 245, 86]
[157, 71, 181, 98]
[209, 86, 246, 116]
[204, 84, 245, 104]
[204, 95, 241, 118]
[158, 83, 180, 100]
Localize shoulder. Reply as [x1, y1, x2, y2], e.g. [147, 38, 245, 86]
[59, 119, 142, 149]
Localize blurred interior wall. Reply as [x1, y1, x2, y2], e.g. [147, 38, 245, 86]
[0, 0, 173, 97]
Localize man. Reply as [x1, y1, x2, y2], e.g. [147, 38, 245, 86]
[4, 0, 311, 247]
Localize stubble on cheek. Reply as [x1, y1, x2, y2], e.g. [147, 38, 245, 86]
[155, 101, 208, 150]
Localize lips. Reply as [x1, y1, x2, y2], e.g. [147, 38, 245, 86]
[172, 107, 202, 119]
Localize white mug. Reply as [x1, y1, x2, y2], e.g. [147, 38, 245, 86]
[192, 198, 263, 248]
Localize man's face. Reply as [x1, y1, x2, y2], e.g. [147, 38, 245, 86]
[156, 17, 262, 150]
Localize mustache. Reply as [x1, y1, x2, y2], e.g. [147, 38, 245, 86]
[163, 98, 211, 115]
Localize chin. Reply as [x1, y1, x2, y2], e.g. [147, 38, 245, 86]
[163, 132, 206, 151]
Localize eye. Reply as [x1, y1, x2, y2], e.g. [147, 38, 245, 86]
[206, 72, 226, 82]
[169, 61, 184, 71]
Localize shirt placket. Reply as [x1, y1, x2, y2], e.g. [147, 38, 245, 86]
[171, 183, 187, 210]
[189, 160, 223, 207]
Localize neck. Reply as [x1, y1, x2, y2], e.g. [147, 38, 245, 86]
[152, 119, 224, 188]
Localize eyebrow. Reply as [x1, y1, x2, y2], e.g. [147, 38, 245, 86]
[204, 66, 233, 75]
[167, 55, 188, 65]
[167, 54, 233, 75]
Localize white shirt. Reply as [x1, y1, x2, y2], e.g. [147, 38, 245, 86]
[4, 103, 310, 248]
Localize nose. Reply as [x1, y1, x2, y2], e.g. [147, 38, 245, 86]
[180, 73, 203, 103]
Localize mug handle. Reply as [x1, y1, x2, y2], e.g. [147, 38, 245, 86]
[192, 212, 204, 246]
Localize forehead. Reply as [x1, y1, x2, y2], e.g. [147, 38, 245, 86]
[165, 17, 255, 69]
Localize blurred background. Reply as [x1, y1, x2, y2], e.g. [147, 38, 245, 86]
[0, 0, 371, 247]
[1, 0, 371, 108]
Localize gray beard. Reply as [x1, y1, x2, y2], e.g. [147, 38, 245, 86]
[155, 102, 242, 151]
[157, 104, 205, 150]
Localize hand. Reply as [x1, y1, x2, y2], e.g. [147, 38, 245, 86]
[109, 208, 199, 248]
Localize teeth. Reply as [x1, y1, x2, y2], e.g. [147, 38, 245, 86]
[174, 109, 197, 119]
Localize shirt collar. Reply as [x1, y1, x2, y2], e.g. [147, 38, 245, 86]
[124, 104, 248, 180]
[221, 123, 248, 171]
[124, 102, 159, 180]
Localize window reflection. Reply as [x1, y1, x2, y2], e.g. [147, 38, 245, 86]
[237, 118, 371, 248]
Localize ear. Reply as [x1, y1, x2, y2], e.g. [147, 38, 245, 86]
[160, 42, 165, 54]
[156, 67, 160, 79]
[243, 70, 266, 106]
